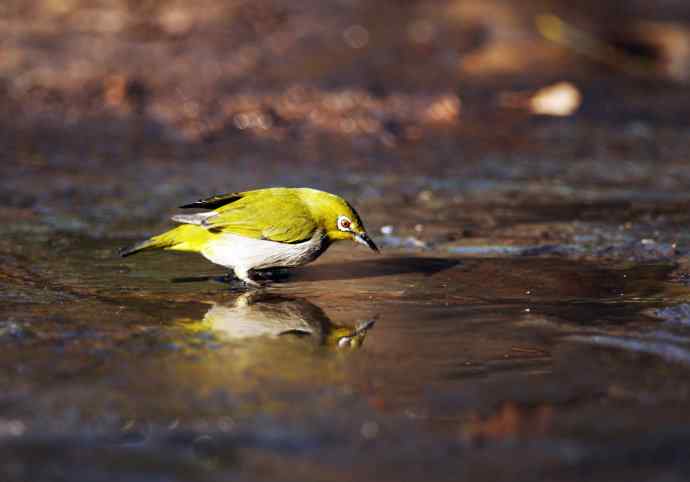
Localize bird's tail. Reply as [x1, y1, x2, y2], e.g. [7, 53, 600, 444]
[119, 238, 156, 257]
[119, 225, 213, 257]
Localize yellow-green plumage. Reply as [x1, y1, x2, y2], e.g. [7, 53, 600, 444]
[143, 224, 215, 253]
[121, 187, 377, 286]
[198, 188, 321, 243]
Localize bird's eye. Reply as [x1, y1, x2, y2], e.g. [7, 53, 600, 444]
[337, 216, 352, 231]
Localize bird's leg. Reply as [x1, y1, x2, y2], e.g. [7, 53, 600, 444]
[234, 266, 263, 288]
[210, 272, 248, 291]
[210, 270, 260, 290]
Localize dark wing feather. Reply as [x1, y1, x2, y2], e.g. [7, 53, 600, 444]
[179, 192, 243, 210]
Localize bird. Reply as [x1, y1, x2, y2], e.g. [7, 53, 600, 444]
[120, 187, 379, 287]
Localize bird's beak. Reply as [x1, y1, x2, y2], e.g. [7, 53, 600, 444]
[355, 233, 379, 252]
[354, 318, 376, 335]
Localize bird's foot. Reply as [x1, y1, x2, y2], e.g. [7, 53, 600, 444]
[232, 268, 267, 290]
[209, 272, 262, 291]
[240, 277, 264, 289]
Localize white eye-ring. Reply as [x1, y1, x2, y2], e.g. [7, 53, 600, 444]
[337, 215, 352, 232]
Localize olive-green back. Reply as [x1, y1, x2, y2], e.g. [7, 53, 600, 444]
[204, 188, 318, 244]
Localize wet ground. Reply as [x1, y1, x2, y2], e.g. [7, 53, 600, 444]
[4, 1, 690, 481]
[4, 191, 690, 481]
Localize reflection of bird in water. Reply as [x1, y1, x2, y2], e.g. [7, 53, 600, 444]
[201, 293, 376, 349]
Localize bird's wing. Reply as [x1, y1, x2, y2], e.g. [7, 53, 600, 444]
[201, 190, 318, 244]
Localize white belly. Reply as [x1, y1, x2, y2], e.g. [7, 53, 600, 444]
[201, 232, 327, 271]
[203, 300, 317, 339]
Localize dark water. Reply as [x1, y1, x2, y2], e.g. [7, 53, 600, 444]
[3, 217, 690, 481]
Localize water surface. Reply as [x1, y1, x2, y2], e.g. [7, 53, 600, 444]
[3, 226, 690, 481]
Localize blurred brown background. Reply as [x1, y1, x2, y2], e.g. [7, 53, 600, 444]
[2, 0, 690, 225]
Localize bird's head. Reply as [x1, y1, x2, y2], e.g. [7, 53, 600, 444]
[325, 319, 377, 349]
[300, 189, 378, 252]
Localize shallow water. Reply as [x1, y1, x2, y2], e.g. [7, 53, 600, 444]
[3, 221, 690, 481]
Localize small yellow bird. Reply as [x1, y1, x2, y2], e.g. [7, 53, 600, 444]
[121, 187, 378, 286]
